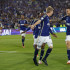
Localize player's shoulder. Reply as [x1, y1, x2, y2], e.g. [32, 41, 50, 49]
[42, 14, 48, 18]
[41, 14, 48, 20]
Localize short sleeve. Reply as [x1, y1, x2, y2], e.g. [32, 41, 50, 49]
[40, 15, 47, 21]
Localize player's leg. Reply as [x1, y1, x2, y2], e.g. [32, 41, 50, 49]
[33, 37, 37, 49]
[42, 37, 53, 66]
[33, 38, 38, 56]
[0, 30, 1, 36]
[33, 36, 44, 66]
[20, 30, 26, 48]
[38, 43, 45, 64]
[66, 35, 70, 64]
[33, 47, 39, 66]
[0, 29, 2, 36]
[22, 36, 25, 48]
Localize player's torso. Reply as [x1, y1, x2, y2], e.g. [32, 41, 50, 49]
[19, 20, 27, 31]
[34, 24, 41, 38]
[40, 16, 50, 36]
[32, 19, 38, 35]
[65, 16, 70, 35]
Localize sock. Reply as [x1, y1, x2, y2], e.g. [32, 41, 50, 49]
[22, 38, 25, 46]
[33, 48, 39, 61]
[44, 48, 52, 60]
[39, 49, 44, 60]
[67, 49, 70, 60]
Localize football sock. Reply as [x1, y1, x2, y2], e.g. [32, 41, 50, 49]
[39, 49, 44, 60]
[22, 38, 25, 46]
[44, 48, 52, 60]
[33, 48, 39, 61]
[67, 49, 70, 60]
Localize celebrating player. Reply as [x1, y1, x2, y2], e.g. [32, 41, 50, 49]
[18, 14, 29, 48]
[31, 6, 57, 66]
[57, 6, 70, 64]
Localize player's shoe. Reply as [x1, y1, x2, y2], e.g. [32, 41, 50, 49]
[23, 46, 25, 48]
[67, 60, 70, 64]
[33, 58, 39, 66]
[42, 59, 48, 66]
[37, 54, 39, 57]
[38, 60, 42, 64]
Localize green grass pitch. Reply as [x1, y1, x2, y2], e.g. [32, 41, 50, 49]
[0, 32, 70, 70]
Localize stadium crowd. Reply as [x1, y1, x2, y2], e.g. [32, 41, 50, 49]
[0, 0, 70, 29]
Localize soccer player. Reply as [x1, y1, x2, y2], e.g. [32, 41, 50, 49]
[32, 19, 41, 49]
[18, 14, 29, 48]
[58, 6, 70, 64]
[32, 13, 44, 58]
[31, 6, 57, 66]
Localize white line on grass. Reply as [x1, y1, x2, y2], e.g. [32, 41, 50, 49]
[0, 51, 17, 53]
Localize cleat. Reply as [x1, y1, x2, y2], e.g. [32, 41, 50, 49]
[38, 60, 42, 64]
[37, 54, 39, 57]
[23, 46, 25, 48]
[67, 60, 70, 64]
[42, 59, 48, 66]
[33, 58, 39, 66]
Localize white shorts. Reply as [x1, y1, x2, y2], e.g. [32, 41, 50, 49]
[34, 38, 38, 45]
[65, 35, 70, 41]
[33, 35, 38, 45]
[20, 30, 26, 37]
[37, 36, 53, 49]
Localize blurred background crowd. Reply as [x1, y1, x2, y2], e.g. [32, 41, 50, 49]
[0, 0, 70, 29]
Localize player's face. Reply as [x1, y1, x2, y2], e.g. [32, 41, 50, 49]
[21, 15, 24, 19]
[49, 11, 53, 17]
[66, 9, 70, 16]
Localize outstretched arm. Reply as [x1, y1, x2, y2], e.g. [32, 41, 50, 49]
[31, 20, 41, 29]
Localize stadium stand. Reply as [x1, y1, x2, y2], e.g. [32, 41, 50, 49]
[0, 0, 70, 29]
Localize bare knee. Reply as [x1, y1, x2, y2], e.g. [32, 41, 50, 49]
[22, 36, 25, 39]
[49, 46, 53, 49]
[66, 41, 70, 49]
[41, 43, 45, 49]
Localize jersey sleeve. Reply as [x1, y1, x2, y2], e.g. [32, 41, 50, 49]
[49, 28, 53, 34]
[40, 15, 47, 21]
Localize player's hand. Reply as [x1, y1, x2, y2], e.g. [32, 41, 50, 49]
[52, 33, 57, 38]
[31, 25, 34, 29]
